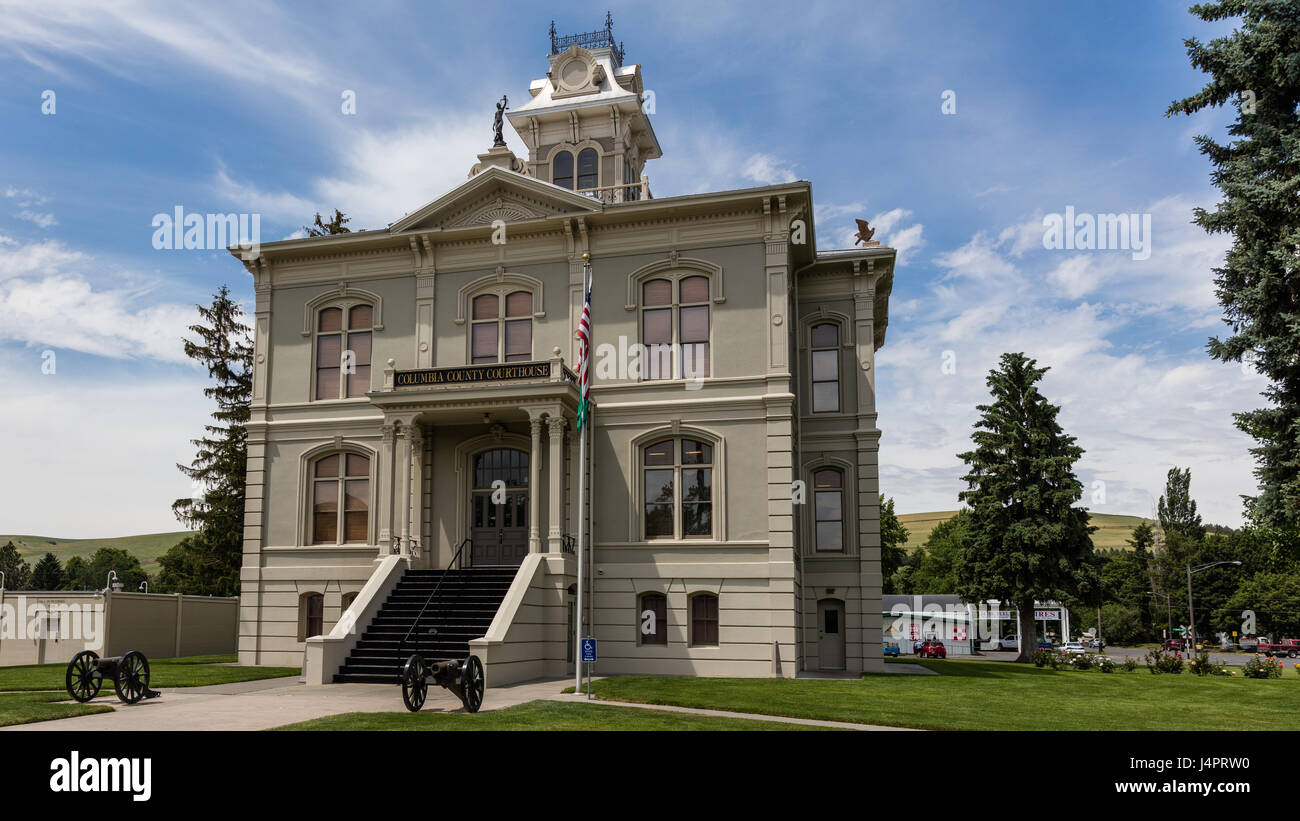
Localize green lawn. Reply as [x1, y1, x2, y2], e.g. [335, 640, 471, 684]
[581, 658, 1300, 730]
[0, 692, 115, 727]
[273, 699, 827, 730]
[0, 654, 299, 692]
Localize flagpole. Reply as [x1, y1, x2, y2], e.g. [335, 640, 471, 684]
[575, 254, 590, 696]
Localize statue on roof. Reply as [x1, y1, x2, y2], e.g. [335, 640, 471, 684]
[492, 95, 509, 148]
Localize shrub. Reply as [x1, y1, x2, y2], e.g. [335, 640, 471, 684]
[1122, 657, 1139, 673]
[1145, 650, 1184, 674]
[1049, 651, 1071, 670]
[1243, 655, 1283, 679]
[1188, 651, 1233, 677]
[1097, 656, 1116, 673]
[1070, 653, 1094, 671]
[1032, 649, 1052, 668]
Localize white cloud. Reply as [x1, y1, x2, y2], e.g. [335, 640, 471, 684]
[0, 275, 197, 364]
[0, 359, 208, 537]
[16, 210, 57, 228]
[881, 201, 1256, 528]
[0, 237, 199, 364]
[213, 114, 514, 230]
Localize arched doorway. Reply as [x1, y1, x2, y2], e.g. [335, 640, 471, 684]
[469, 447, 529, 566]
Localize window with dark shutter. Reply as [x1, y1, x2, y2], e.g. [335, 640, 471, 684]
[691, 594, 719, 646]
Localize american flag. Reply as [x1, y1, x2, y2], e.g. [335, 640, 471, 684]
[576, 280, 592, 430]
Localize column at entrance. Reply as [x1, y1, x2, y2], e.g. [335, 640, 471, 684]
[397, 422, 413, 555]
[379, 423, 396, 548]
[409, 422, 424, 563]
[527, 413, 543, 553]
[547, 414, 567, 553]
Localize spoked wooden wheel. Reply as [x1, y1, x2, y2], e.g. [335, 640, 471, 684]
[113, 650, 150, 704]
[401, 654, 428, 712]
[65, 650, 102, 703]
[459, 655, 484, 713]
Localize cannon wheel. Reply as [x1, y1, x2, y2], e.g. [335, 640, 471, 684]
[401, 654, 428, 712]
[113, 650, 150, 705]
[65, 650, 102, 703]
[459, 655, 484, 713]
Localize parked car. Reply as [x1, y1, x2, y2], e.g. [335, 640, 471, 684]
[917, 640, 947, 659]
[1163, 639, 1186, 652]
[883, 641, 900, 657]
[1036, 637, 1053, 650]
[1059, 641, 1088, 655]
[999, 635, 1020, 650]
[1087, 638, 1104, 650]
[1257, 639, 1300, 658]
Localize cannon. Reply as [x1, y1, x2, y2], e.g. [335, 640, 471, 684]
[65, 650, 160, 705]
[399, 653, 484, 713]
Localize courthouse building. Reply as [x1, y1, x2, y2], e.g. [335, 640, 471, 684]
[233, 18, 897, 684]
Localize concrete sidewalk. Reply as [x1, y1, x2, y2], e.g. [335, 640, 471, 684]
[4, 676, 572, 732]
[546, 692, 918, 731]
[7, 675, 916, 732]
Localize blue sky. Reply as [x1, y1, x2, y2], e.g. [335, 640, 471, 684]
[0, 0, 1261, 536]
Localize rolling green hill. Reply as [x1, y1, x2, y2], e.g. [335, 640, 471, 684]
[0, 531, 191, 573]
[897, 511, 1152, 551]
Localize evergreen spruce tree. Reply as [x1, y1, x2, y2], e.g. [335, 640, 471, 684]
[162, 286, 252, 596]
[30, 552, 64, 590]
[1168, 1, 1300, 526]
[0, 541, 31, 589]
[954, 353, 1096, 662]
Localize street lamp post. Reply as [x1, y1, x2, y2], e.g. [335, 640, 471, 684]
[1187, 561, 1242, 650]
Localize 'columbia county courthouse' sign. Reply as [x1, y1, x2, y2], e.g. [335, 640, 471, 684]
[232, 18, 897, 684]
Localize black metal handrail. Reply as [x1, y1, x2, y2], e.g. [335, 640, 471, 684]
[396, 537, 472, 677]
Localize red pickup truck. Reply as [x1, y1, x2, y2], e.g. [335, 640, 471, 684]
[1256, 639, 1300, 658]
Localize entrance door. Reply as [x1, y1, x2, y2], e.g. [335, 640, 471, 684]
[469, 447, 529, 566]
[817, 599, 846, 670]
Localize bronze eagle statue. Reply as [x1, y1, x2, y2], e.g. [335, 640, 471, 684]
[854, 219, 875, 246]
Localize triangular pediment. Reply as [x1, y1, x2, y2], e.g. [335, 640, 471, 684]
[389, 166, 602, 233]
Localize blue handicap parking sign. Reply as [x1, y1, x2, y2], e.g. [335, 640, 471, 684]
[581, 637, 597, 663]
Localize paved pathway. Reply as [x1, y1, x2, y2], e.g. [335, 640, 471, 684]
[4, 676, 571, 732]
[546, 692, 917, 730]
[7, 674, 916, 732]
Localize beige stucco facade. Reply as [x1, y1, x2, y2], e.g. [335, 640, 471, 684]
[236, 38, 895, 684]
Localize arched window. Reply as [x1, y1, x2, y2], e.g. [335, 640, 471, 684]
[315, 304, 373, 400]
[690, 593, 719, 647]
[553, 150, 574, 190]
[312, 452, 370, 545]
[577, 147, 599, 190]
[640, 275, 711, 381]
[299, 593, 324, 641]
[813, 468, 845, 552]
[341, 592, 358, 613]
[471, 290, 533, 363]
[643, 437, 713, 540]
[810, 322, 840, 413]
[638, 592, 667, 645]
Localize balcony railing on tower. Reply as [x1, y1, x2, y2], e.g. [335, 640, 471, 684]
[549, 12, 625, 65]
